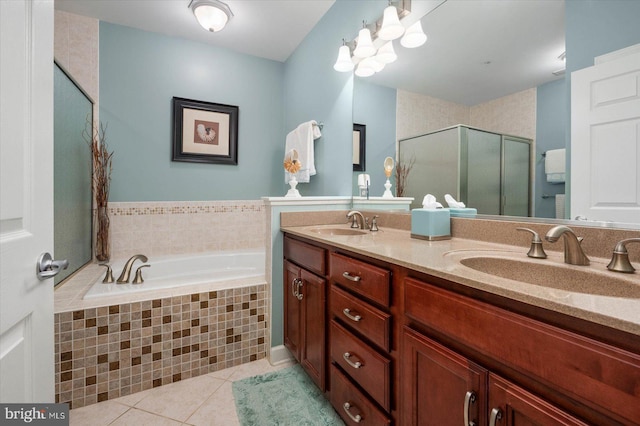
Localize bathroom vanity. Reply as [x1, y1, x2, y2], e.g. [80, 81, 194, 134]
[281, 212, 640, 426]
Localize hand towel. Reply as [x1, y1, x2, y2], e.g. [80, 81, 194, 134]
[285, 120, 322, 183]
[555, 194, 566, 219]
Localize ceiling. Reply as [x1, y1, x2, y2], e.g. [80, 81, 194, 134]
[55, 0, 565, 106]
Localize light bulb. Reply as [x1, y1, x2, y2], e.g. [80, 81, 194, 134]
[401, 20, 427, 48]
[378, 5, 404, 41]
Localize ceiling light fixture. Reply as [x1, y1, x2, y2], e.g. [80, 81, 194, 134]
[189, 0, 233, 33]
[378, 4, 405, 41]
[376, 41, 398, 64]
[400, 20, 427, 48]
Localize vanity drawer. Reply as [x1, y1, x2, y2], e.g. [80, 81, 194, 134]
[404, 277, 640, 425]
[330, 285, 391, 352]
[284, 236, 326, 276]
[330, 252, 390, 307]
[330, 364, 391, 426]
[330, 320, 391, 411]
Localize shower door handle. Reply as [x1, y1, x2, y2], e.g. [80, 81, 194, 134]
[36, 252, 69, 280]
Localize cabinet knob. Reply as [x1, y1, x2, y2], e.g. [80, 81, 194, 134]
[342, 402, 362, 423]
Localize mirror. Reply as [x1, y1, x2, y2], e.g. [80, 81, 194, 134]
[351, 0, 640, 229]
[353, 124, 366, 171]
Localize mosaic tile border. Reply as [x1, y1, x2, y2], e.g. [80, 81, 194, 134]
[107, 201, 264, 217]
[55, 284, 268, 409]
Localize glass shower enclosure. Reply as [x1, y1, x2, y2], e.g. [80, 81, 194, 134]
[399, 125, 532, 216]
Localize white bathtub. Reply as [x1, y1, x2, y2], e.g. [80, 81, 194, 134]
[83, 250, 265, 300]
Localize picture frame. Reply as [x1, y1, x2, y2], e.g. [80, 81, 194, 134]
[353, 123, 366, 171]
[172, 97, 238, 165]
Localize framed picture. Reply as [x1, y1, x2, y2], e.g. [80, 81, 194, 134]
[172, 97, 238, 165]
[353, 123, 366, 171]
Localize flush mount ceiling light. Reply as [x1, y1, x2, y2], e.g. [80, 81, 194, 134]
[378, 5, 405, 41]
[189, 0, 233, 32]
[400, 20, 427, 48]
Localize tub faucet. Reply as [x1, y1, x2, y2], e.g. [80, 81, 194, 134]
[117, 254, 149, 283]
[544, 225, 590, 266]
[346, 210, 367, 229]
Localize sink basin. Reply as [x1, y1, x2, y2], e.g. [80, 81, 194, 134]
[459, 256, 640, 298]
[309, 227, 367, 236]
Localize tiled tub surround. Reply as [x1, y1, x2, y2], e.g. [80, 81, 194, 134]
[55, 284, 268, 409]
[108, 200, 266, 259]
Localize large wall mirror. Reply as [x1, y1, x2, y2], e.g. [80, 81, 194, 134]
[351, 0, 640, 228]
[54, 63, 94, 285]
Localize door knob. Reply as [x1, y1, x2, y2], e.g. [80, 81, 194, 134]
[36, 252, 69, 280]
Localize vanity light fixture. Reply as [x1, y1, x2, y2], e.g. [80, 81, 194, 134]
[353, 22, 377, 58]
[355, 57, 376, 77]
[400, 20, 427, 48]
[379, 4, 405, 41]
[189, 0, 233, 32]
[333, 40, 355, 72]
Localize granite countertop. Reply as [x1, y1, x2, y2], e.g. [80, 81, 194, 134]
[281, 223, 640, 336]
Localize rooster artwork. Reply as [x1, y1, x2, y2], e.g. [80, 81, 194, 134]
[194, 120, 218, 145]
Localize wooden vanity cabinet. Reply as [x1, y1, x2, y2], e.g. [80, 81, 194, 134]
[283, 236, 327, 390]
[402, 276, 640, 426]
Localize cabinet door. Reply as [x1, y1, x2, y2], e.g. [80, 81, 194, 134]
[487, 374, 589, 426]
[401, 327, 488, 426]
[284, 260, 302, 362]
[301, 268, 326, 390]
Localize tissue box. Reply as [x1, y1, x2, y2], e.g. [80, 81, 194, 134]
[448, 207, 477, 218]
[411, 208, 451, 241]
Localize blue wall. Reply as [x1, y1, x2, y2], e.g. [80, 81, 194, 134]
[353, 79, 397, 196]
[535, 79, 566, 218]
[100, 23, 285, 202]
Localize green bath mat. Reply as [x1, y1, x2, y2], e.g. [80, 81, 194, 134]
[232, 364, 344, 426]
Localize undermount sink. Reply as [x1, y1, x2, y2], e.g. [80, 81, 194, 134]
[309, 227, 367, 236]
[459, 256, 640, 298]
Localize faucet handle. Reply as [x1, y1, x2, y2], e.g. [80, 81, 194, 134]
[370, 215, 379, 232]
[607, 238, 640, 273]
[133, 265, 150, 284]
[516, 227, 547, 259]
[100, 263, 114, 283]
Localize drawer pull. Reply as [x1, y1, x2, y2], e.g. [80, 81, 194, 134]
[342, 402, 362, 423]
[464, 391, 477, 426]
[292, 278, 303, 300]
[342, 272, 361, 282]
[343, 308, 362, 322]
[343, 352, 363, 369]
[489, 408, 503, 426]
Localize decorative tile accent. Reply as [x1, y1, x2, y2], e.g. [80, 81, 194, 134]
[55, 284, 268, 409]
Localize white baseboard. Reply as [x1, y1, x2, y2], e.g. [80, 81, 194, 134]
[269, 345, 294, 365]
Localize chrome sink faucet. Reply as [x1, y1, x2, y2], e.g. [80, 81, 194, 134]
[347, 210, 367, 230]
[544, 225, 590, 266]
[117, 254, 149, 283]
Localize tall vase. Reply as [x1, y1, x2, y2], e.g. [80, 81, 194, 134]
[95, 205, 111, 262]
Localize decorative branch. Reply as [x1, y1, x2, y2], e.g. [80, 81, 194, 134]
[395, 154, 415, 197]
[83, 117, 113, 209]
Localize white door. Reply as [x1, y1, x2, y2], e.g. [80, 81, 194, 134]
[0, 0, 55, 402]
[571, 47, 640, 224]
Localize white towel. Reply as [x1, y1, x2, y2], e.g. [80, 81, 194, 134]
[284, 120, 322, 183]
[545, 148, 566, 184]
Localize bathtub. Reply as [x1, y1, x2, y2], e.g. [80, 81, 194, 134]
[83, 250, 265, 300]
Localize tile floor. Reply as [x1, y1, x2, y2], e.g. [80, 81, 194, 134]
[69, 358, 294, 425]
